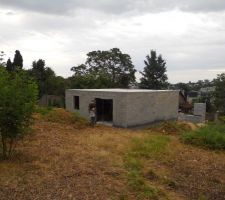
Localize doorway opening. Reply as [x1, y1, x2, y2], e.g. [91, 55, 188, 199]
[95, 98, 113, 123]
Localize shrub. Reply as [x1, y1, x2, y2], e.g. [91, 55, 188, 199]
[0, 68, 38, 158]
[182, 124, 225, 150]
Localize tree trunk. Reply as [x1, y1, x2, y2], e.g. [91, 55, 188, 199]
[1, 135, 7, 159]
[8, 137, 14, 157]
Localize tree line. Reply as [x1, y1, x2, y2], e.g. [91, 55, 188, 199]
[1, 49, 225, 113]
[0, 48, 170, 97]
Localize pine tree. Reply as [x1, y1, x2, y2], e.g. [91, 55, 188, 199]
[13, 50, 23, 69]
[140, 50, 168, 89]
[6, 58, 14, 72]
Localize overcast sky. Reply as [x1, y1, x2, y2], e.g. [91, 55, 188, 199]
[1, 0, 225, 83]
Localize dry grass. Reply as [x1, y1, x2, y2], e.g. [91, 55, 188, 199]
[0, 110, 225, 200]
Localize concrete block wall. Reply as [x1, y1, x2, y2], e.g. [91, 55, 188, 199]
[65, 90, 128, 127]
[194, 103, 206, 121]
[126, 91, 179, 127]
[66, 89, 179, 128]
[178, 103, 206, 123]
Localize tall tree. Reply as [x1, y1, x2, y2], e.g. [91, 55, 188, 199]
[70, 48, 136, 88]
[29, 59, 65, 97]
[6, 58, 14, 72]
[214, 73, 225, 114]
[139, 50, 168, 89]
[13, 50, 23, 69]
[29, 59, 48, 97]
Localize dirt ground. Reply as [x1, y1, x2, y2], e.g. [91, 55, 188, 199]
[0, 118, 225, 200]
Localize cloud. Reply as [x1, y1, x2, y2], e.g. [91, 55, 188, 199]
[0, 2, 225, 83]
[1, 0, 225, 16]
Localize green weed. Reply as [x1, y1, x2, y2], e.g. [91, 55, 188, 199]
[35, 105, 53, 115]
[182, 124, 225, 150]
[123, 135, 170, 199]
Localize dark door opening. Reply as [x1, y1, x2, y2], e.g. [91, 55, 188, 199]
[95, 98, 113, 122]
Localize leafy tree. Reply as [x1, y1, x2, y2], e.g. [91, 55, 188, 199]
[13, 50, 23, 69]
[214, 73, 225, 114]
[0, 51, 6, 66]
[139, 50, 168, 89]
[45, 75, 66, 96]
[70, 48, 136, 88]
[0, 68, 38, 159]
[71, 64, 87, 76]
[6, 58, 14, 72]
[29, 59, 66, 98]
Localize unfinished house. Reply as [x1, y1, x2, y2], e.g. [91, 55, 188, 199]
[65, 89, 179, 128]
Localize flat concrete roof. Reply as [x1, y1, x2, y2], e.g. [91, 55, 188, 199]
[67, 89, 177, 93]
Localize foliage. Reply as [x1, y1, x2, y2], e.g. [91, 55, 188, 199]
[0, 51, 6, 66]
[6, 58, 14, 72]
[70, 48, 136, 88]
[29, 59, 66, 98]
[124, 135, 170, 199]
[0, 68, 38, 158]
[13, 50, 23, 69]
[139, 50, 168, 89]
[35, 105, 53, 115]
[171, 79, 214, 92]
[214, 73, 225, 114]
[182, 124, 225, 150]
[192, 95, 215, 113]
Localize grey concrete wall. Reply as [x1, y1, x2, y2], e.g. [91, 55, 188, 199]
[66, 89, 179, 128]
[194, 103, 206, 117]
[178, 113, 204, 123]
[178, 103, 206, 123]
[125, 91, 179, 127]
[65, 90, 127, 127]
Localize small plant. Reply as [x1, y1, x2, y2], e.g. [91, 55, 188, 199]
[182, 124, 225, 150]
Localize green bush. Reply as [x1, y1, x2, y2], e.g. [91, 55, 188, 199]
[182, 124, 225, 150]
[0, 68, 38, 158]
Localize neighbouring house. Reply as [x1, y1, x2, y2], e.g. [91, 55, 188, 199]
[187, 90, 199, 103]
[179, 91, 193, 113]
[199, 86, 215, 95]
[39, 95, 64, 107]
[65, 89, 179, 128]
[187, 86, 216, 103]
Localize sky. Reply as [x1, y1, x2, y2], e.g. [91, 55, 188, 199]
[0, 0, 225, 83]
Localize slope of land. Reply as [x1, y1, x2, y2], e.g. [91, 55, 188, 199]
[0, 109, 225, 200]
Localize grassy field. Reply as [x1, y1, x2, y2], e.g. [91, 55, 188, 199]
[0, 109, 225, 200]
